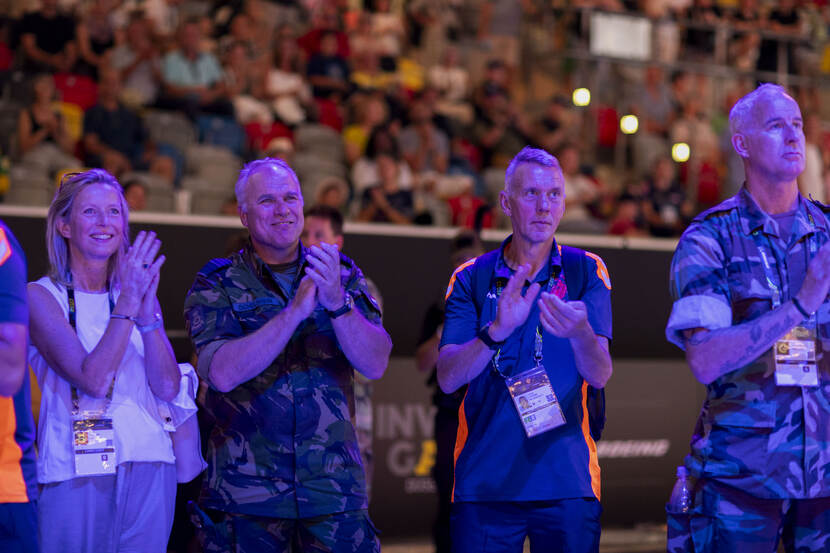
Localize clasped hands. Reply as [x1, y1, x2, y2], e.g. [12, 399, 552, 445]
[290, 243, 346, 320]
[117, 230, 165, 325]
[489, 264, 592, 342]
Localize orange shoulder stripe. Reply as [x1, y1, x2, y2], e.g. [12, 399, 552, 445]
[444, 257, 477, 300]
[0, 227, 11, 266]
[584, 251, 611, 290]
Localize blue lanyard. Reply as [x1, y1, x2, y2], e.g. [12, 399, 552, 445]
[751, 211, 818, 310]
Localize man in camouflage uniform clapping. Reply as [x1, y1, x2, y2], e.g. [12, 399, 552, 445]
[185, 158, 391, 552]
[666, 84, 830, 551]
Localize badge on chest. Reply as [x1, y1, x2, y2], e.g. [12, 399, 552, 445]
[775, 323, 819, 387]
[505, 365, 566, 438]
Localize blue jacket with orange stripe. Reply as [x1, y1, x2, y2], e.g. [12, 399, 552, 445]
[440, 235, 612, 502]
[0, 220, 37, 504]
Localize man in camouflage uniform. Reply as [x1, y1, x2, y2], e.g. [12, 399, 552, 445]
[666, 84, 830, 551]
[301, 204, 383, 499]
[184, 158, 392, 552]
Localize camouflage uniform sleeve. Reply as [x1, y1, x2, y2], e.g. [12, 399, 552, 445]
[343, 257, 382, 325]
[183, 266, 243, 383]
[666, 220, 733, 350]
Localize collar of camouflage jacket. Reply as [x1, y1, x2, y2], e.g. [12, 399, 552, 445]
[737, 186, 829, 243]
[240, 239, 310, 295]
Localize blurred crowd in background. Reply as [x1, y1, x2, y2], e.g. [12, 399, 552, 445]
[1, 0, 830, 237]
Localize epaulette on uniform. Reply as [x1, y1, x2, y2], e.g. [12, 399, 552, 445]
[337, 250, 355, 269]
[691, 195, 741, 223]
[200, 257, 232, 276]
[808, 197, 830, 214]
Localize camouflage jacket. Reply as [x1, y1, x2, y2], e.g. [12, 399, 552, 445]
[666, 187, 830, 499]
[184, 242, 382, 518]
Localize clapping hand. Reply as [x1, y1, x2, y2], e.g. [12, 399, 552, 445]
[137, 240, 166, 325]
[118, 231, 164, 315]
[490, 265, 541, 341]
[538, 292, 590, 339]
[305, 243, 344, 311]
[288, 275, 318, 322]
[796, 241, 830, 315]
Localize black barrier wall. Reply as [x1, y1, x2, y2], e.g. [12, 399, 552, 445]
[3, 210, 703, 536]
[371, 358, 705, 537]
[5, 211, 683, 360]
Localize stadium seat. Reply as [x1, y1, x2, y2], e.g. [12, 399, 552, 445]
[181, 176, 232, 214]
[53, 73, 98, 111]
[6, 164, 54, 206]
[196, 115, 246, 157]
[143, 110, 198, 156]
[121, 171, 175, 212]
[293, 151, 347, 179]
[482, 167, 506, 202]
[0, 103, 21, 158]
[184, 144, 242, 190]
[53, 101, 84, 143]
[295, 123, 344, 161]
[312, 99, 343, 132]
[244, 121, 293, 154]
[3, 72, 30, 106]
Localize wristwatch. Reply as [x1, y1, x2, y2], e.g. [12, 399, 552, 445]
[477, 323, 504, 350]
[327, 294, 353, 319]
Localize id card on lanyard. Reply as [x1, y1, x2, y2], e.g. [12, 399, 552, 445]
[492, 270, 567, 438]
[72, 414, 116, 475]
[67, 286, 118, 476]
[753, 213, 820, 387]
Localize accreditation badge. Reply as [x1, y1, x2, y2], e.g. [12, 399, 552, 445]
[72, 413, 117, 476]
[505, 365, 566, 438]
[774, 324, 818, 387]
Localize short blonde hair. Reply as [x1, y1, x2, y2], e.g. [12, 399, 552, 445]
[46, 169, 130, 289]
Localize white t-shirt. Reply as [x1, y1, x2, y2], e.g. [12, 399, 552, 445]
[28, 276, 175, 484]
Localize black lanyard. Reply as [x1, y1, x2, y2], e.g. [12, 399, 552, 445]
[66, 286, 116, 415]
[491, 268, 566, 379]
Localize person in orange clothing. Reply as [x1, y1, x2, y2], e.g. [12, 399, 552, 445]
[0, 219, 38, 553]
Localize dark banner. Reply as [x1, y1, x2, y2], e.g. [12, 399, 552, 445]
[4, 212, 682, 360]
[369, 358, 704, 537]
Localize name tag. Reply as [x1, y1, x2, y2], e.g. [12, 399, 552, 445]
[72, 414, 117, 476]
[775, 324, 818, 387]
[505, 365, 566, 438]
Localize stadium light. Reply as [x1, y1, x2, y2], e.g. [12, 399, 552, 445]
[620, 115, 638, 135]
[672, 143, 691, 163]
[572, 88, 591, 107]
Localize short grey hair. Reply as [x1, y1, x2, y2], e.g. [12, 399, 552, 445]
[235, 157, 301, 211]
[504, 146, 561, 193]
[728, 83, 792, 136]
